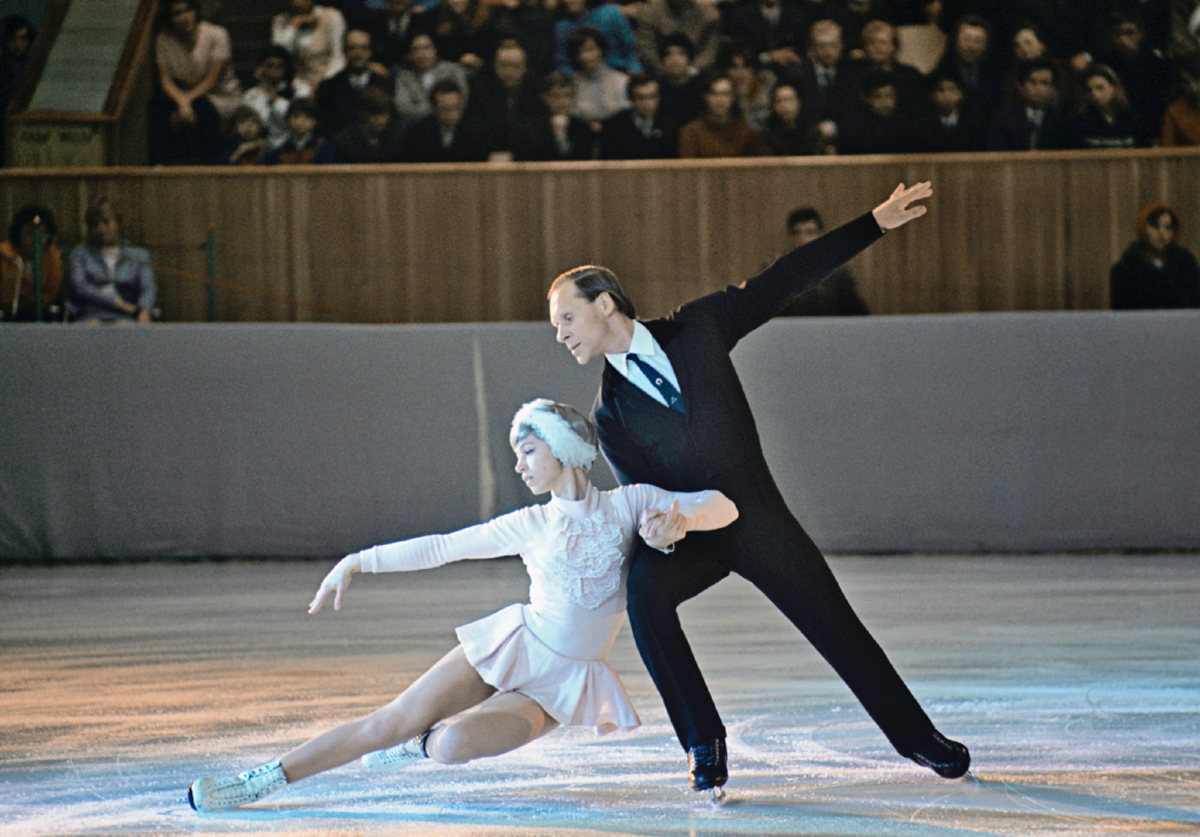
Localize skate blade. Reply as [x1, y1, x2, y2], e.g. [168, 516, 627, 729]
[709, 786, 727, 805]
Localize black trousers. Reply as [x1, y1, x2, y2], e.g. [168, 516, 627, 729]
[625, 492, 936, 755]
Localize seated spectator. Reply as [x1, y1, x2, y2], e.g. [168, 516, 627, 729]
[567, 27, 629, 128]
[218, 106, 270, 165]
[0, 14, 35, 167]
[599, 73, 679, 158]
[272, 0, 347, 91]
[797, 18, 857, 151]
[429, 0, 496, 70]
[933, 14, 1005, 123]
[67, 199, 157, 325]
[913, 71, 986, 152]
[720, 0, 808, 76]
[514, 71, 596, 160]
[755, 81, 821, 155]
[1001, 23, 1075, 111]
[553, 0, 641, 75]
[402, 79, 490, 161]
[717, 37, 773, 129]
[315, 29, 393, 138]
[491, 0, 556, 78]
[467, 39, 543, 159]
[1092, 9, 1173, 143]
[635, 0, 721, 76]
[0, 205, 63, 321]
[242, 46, 313, 148]
[263, 98, 336, 163]
[852, 20, 927, 117]
[836, 70, 918, 154]
[394, 33, 470, 126]
[779, 206, 870, 316]
[656, 33, 705, 128]
[678, 72, 758, 157]
[149, 0, 241, 165]
[1065, 64, 1147, 149]
[1159, 52, 1200, 147]
[331, 87, 407, 162]
[349, 0, 429, 69]
[986, 59, 1069, 150]
[1110, 202, 1200, 310]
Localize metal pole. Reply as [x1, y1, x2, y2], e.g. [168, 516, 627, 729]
[205, 226, 216, 323]
[32, 223, 43, 323]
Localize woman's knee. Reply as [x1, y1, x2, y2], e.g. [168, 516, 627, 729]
[426, 721, 475, 765]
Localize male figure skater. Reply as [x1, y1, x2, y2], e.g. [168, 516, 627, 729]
[547, 182, 970, 795]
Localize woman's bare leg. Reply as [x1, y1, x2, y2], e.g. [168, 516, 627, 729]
[280, 645, 494, 782]
[427, 691, 559, 765]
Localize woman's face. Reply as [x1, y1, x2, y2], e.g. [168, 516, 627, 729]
[409, 35, 437, 71]
[575, 38, 603, 73]
[1144, 213, 1175, 254]
[512, 433, 567, 496]
[772, 85, 800, 122]
[169, 2, 197, 37]
[704, 78, 735, 119]
[1086, 74, 1116, 110]
[91, 206, 121, 247]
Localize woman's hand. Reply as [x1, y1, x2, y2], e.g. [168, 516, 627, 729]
[639, 500, 686, 549]
[871, 181, 933, 231]
[309, 554, 362, 613]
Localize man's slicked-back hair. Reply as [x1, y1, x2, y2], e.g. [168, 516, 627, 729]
[549, 265, 637, 319]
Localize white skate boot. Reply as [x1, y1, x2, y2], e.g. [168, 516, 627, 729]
[188, 759, 287, 811]
[361, 732, 431, 771]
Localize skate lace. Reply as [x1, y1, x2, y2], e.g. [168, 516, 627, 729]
[544, 509, 626, 609]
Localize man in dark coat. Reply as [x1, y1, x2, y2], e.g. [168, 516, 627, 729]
[599, 74, 679, 159]
[314, 29, 393, 139]
[402, 80, 490, 163]
[546, 182, 970, 795]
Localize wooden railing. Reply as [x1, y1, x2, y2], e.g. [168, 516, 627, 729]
[1, 148, 1198, 322]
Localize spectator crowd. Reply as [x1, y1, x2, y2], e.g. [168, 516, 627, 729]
[129, 0, 1200, 165]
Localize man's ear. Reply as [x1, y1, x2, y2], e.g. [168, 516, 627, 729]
[596, 291, 614, 315]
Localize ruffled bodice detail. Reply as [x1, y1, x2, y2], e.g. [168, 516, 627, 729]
[543, 508, 627, 609]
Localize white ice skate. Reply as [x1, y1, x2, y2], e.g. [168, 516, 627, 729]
[361, 732, 431, 771]
[188, 760, 287, 812]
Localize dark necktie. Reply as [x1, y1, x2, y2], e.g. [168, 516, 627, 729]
[628, 354, 685, 414]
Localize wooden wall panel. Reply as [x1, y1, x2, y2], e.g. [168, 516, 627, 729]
[1, 150, 1197, 323]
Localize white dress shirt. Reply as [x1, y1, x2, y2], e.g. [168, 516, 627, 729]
[605, 320, 682, 408]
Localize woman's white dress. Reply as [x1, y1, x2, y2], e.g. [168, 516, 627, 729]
[355, 484, 736, 734]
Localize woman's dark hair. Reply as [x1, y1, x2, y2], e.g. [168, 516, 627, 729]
[157, 0, 201, 33]
[256, 45, 298, 98]
[566, 26, 608, 69]
[548, 265, 637, 319]
[1080, 63, 1130, 114]
[8, 204, 57, 246]
[698, 70, 741, 119]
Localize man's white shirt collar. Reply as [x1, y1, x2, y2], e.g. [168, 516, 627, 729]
[607, 320, 660, 375]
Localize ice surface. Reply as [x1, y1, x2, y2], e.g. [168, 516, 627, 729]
[2, 555, 1198, 836]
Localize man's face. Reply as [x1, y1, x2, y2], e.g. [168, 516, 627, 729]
[955, 24, 988, 65]
[865, 84, 897, 118]
[630, 81, 660, 120]
[549, 285, 615, 365]
[863, 26, 895, 65]
[1111, 21, 1144, 58]
[661, 46, 691, 81]
[1019, 69, 1055, 109]
[434, 91, 464, 129]
[931, 78, 962, 114]
[789, 219, 821, 248]
[288, 112, 316, 138]
[810, 27, 843, 68]
[345, 31, 372, 71]
[543, 85, 575, 116]
[494, 47, 527, 88]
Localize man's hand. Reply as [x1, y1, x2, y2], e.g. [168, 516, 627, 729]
[872, 181, 933, 231]
[639, 500, 686, 549]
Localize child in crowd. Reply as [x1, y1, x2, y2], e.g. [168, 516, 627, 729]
[263, 98, 335, 164]
[218, 106, 270, 165]
[242, 45, 313, 148]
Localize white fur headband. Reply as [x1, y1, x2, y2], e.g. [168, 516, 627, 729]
[510, 399, 598, 469]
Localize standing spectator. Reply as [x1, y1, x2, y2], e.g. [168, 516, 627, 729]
[1092, 8, 1173, 140]
[315, 29, 393, 138]
[1065, 64, 1147, 149]
[218, 106, 270, 165]
[429, 0, 496, 69]
[635, 0, 721, 76]
[836, 69, 917, 153]
[272, 0, 348, 91]
[721, 0, 808, 75]
[755, 81, 821, 155]
[797, 18, 857, 149]
[0, 15, 35, 167]
[242, 46, 313, 147]
[717, 38, 773, 129]
[263, 98, 336, 163]
[779, 206, 870, 315]
[331, 87, 407, 162]
[67, 199, 156, 325]
[467, 39, 543, 158]
[678, 72, 758, 157]
[913, 71, 985, 151]
[402, 80, 490, 161]
[1110, 202, 1200, 310]
[515, 71, 597, 160]
[149, 0, 241, 165]
[1160, 52, 1200, 147]
[0, 205, 63, 321]
[553, 0, 641, 75]
[986, 58, 1068, 150]
[350, 0, 429, 69]
[394, 33, 470, 126]
[567, 27, 630, 128]
[933, 14, 1005, 122]
[600, 73, 680, 158]
[656, 33, 705, 127]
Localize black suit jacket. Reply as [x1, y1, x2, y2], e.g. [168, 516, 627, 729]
[721, 0, 808, 60]
[593, 211, 882, 502]
[314, 69, 393, 138]
[513, 114, 596, 161]
[986, 104, 1069, 151]
[599, 109, 679, 160]
[402, 114, 491, 162]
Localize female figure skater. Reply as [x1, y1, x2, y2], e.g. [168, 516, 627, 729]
[188, 399, 737, 811]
